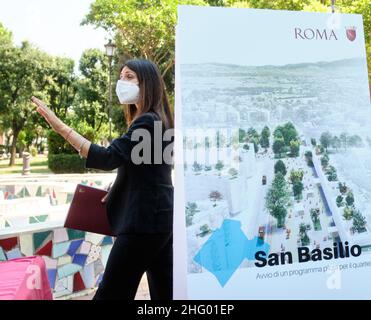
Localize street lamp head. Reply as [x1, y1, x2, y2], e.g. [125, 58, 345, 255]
[104, 39, 117, 57]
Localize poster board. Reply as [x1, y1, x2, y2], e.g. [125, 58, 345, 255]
[174, 5, 370, 299]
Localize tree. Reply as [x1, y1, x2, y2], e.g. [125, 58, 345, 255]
[310, 208, 320, 223]
[274, 160, 287, 176]
[0, 40, 73, 166]
[192, 161, 203, 173]
[336, 195, 344, 207]
[246, 127, 259, 140]
[321, 154, 329, 167]
[340, 132, 348, 150]
[215, 160, 224, 175]
[345, 191, 355, 207]
[253, 139, 259, 153]
[199, 224, 212, 237]
[228, 167, 238, 178]
[260, 126, 270, 149]
[326, 165, 337, 181]
[186, 202, 199, 227]
[265, 172, 290, 228]
[348, 135, 363, 148]
[238, 128, 246, 143]
[74, 49, 114, 136]
[289, 139, 300, 157]
[304, 151, 314, 167]
[331, 136, 341, 151]
[320, 132, 332, 151]
[310, 208, 321, 230]
[273, 138, 285, 157]
[293, 181, 304, 200]
[299, 223, 311, 246]
[352, 210, 367, 233]
[209, 190, 223, 206]
[338, 182, 348, 195]
[282, 122, 299, 146]
[311, 138, 317, 147]
[83, 0, 207, 96]
[216, 130, 226, 148]
[343, 206, 353, 221]
[289, 169, 304, 184]
[273, 127, 283, 139]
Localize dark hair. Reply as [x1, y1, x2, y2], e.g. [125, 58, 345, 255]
[120, 59, 174, 130]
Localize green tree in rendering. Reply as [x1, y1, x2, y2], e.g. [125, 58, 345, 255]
[209, 190, 223, 207]
[338, 182, 348, 195]
[266, 172, 290, 228]
[343, 206, 353, 221]
[289, 139, 300, 157]
[326, 166, 337, 181]
[310, 208, 321, 231]
[192, 161, 203, 173]
[345, 191, 355, 207]
[260, 126, 270, 149]
[352, 210, 367, 233]
[228, 168, 238, 178]
[186, 202, 199, 227]
[273, 138, 285, 158]
[215, 160, 224, 176]
[331, 136, 342, 151]
[304, 151, 314, 167]
[340, 132, 348, 150]
[320, 153, 329, 168]
[293, 181, 304, 200]
[320, 132, 332, 151]
[282, 122, 299, 146]
[299, 223, 311, 246]
[336, 195, 344, 207]
[246, 127, 259, 141]
[348, 135, 363, 148]
[199, 224, 212, 237]
[289, 169, 304, 185]
[274, 160, 287, 176]
[238, 128, 246, 143]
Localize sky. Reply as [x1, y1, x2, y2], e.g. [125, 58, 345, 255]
[177, 5, 367, 66]
[0, 0, 109, 71]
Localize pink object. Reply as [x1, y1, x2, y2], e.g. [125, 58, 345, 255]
[0, 256, 53, 300]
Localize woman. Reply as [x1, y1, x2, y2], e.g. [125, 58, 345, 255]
[31, 59, 174, 300]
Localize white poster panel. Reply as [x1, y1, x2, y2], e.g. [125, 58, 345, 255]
[174, 5, 370, 299]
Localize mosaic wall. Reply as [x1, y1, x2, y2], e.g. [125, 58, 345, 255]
[0, 229, 113, 298]
[0, 178, 115, 298]
[0, 179, 104, 206]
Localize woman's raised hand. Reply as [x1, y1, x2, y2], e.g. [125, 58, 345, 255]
[31, 96, 66, 134]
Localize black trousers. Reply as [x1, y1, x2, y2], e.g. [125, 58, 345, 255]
[92, 232, 173, 300]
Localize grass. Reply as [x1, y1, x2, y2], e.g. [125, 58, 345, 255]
[0, 154, 52, 174]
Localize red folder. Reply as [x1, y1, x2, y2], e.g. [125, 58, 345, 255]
[64, 184, 114, 236]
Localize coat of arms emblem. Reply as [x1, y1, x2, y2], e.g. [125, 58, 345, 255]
[346, 26, 356, 41]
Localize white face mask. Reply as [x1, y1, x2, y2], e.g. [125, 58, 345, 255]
[115, 80, 140, 104]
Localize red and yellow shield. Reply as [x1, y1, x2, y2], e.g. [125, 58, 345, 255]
[346, 26, 356, 41]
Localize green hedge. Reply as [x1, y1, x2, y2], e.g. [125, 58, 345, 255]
[48, 154, 86, 174]
[47, 130, 75, 155]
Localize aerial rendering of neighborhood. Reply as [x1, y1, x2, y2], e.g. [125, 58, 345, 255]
[180, 57, 371, 274]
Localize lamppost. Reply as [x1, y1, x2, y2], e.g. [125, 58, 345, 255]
[104, 39, 117, 143]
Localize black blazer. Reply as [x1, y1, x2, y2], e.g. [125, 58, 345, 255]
[85, 111, 173, 235]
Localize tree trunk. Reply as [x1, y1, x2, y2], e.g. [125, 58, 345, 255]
[277, 216, 285, 228]
[9, 129, 20, 166]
